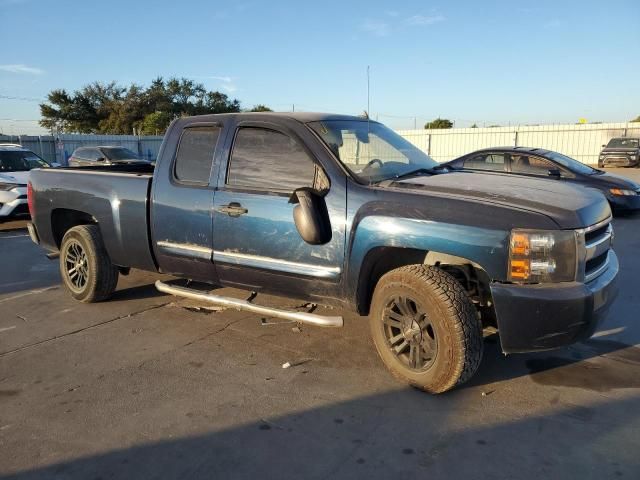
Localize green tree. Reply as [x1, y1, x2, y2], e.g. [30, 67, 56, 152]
[424, 118, 453, 129]
[139, 111, 174, 135]
[631, 115, 640, 123]
[39, 77, 243, 134]
[249, 104, 273, 112]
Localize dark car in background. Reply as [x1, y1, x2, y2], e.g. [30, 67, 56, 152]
[442, 147, 640, 212]
[68, 146, 148, 167]
[598, 137, 640, 168]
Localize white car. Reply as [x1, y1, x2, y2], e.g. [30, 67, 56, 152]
[0, 144, 54, 220]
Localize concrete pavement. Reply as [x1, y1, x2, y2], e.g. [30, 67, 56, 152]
[0, 170, 639, 479]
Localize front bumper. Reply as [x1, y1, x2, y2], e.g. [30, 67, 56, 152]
[0, 186, 28, 217]
[608, 193, 640, 211]
[600, 156, 639, 167]
[490, 250, 619, 353]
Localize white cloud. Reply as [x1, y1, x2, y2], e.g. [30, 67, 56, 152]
[361, 19, 391, 37]
[405, 14, 445, 26]
[0, 64, 44, 75]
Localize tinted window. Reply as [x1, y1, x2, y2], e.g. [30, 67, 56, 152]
[511, 155, 555, 175]
[227, 128, 316, 193]
[73, 148, 90, 159]
[174, 127, 220, 184]
[0, 150, 49, 171]
[607, 138, 639, 149]
[463, 153, 506, 171]
[103, 147, 140, 161]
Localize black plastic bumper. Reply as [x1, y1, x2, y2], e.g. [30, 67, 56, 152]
[490, 251, 619, 353]
[609, 194, 640, 211]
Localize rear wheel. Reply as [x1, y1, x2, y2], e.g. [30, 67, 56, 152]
[59, 225, 119, 302]
[369, 265, 483, 394]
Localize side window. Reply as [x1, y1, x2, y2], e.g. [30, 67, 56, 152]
[174, 126, 221, 184]
[511, 155, 554, 175]
[227, 127, 317, 193]
[463, 153, 505, 171]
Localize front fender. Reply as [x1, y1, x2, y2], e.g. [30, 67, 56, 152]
[346, 215, 509, 298]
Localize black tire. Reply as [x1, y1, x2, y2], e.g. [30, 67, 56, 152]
[369, 264, 483, 394]
[59, 225, 119, 303]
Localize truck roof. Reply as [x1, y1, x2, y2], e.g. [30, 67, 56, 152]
[178, 112, 373, 124]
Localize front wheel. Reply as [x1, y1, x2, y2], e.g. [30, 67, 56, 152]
[369, 265, 483, 394]
[59, 225, 119, 302]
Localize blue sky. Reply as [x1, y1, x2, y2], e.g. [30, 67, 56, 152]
[1, 0, 638, 134]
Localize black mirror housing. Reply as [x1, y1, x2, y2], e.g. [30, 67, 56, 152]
[548, 168, 561, 178]
[290, 188, 332, 245]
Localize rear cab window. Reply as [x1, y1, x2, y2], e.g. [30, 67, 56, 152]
[174, 126, 221, 184]
[226, 127, 317, 194]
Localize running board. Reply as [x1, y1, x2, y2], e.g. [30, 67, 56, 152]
[155, 280, 343, 328]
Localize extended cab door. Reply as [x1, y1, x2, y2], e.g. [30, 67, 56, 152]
[211, 119, 346, 303]
[151, 122, 223, 282]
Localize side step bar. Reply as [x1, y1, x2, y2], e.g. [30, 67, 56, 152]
[155, 280, 343, 328]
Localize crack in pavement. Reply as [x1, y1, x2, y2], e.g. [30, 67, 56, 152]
[136, 317, 248, 370]
[0, 302, 171, 358]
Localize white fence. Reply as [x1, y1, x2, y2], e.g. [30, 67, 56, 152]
[0, 134, 164, 165]
[397, 122, 640, 165]
[3, 122, 639, 167]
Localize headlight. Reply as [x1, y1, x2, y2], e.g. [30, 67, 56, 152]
[508, 229, 577, 283]
[0, 183, 17, 191]
[610, 188, 637, 196]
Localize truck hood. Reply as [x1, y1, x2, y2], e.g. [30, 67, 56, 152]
[391, 171, 610, 229]
[0, 171, 30, 185]
[601, 147, 638, 153]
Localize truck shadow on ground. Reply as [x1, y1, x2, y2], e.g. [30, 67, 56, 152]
[1, 388, 637, 479]
[467, 333, 640, 392]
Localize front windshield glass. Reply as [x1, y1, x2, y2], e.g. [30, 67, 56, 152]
[308, 120, 438, 184]
[0, 150, 50, 172]
[104, 147, 141, 161]
[544, 151, 598, 175]
[607, 138, 639, 149]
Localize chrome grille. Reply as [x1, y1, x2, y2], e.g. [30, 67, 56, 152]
[578, 217, 613, 283]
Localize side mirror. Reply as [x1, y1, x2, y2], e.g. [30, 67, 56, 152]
[601, 145, 606, 148]
[96, 157, 106, 162]
[548, 168, 561, 178]
[290, 188, 331, 245]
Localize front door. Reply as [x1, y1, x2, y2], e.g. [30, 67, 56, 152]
[212, 122, 346, 302]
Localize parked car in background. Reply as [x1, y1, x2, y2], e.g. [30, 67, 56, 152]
[0, 144, 54, 220]
[443, 147, 640, 213]
[598, 137, 640, 168]
[68, 146, 149, 167]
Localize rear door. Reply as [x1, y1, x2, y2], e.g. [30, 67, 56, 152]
[211, 119, 346, 301]
[152, 122, 223, 282]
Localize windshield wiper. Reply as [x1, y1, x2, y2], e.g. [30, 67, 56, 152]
[372, 167, 445, 187]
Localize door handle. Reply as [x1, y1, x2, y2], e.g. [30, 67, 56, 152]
[218, 202, 248, 217]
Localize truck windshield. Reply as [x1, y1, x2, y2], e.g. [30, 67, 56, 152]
[0, 151, 50, 172]
[606, 138, 639, 149]
[308, 120, 438, 184]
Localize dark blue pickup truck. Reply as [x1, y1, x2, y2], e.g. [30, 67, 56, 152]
[27, 113, 618, 393]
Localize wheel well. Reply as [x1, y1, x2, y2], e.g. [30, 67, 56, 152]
[356, 247, 494, 321]
[51, 209, 97, 248]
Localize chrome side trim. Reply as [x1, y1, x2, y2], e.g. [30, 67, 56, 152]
[585, 251, 611, 283]
[156, 241, 212, 261]
[155, 281, 343, 327]
[213, 250, 341, 279]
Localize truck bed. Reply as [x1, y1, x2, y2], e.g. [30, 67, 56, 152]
[29, 167, 157, 272]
